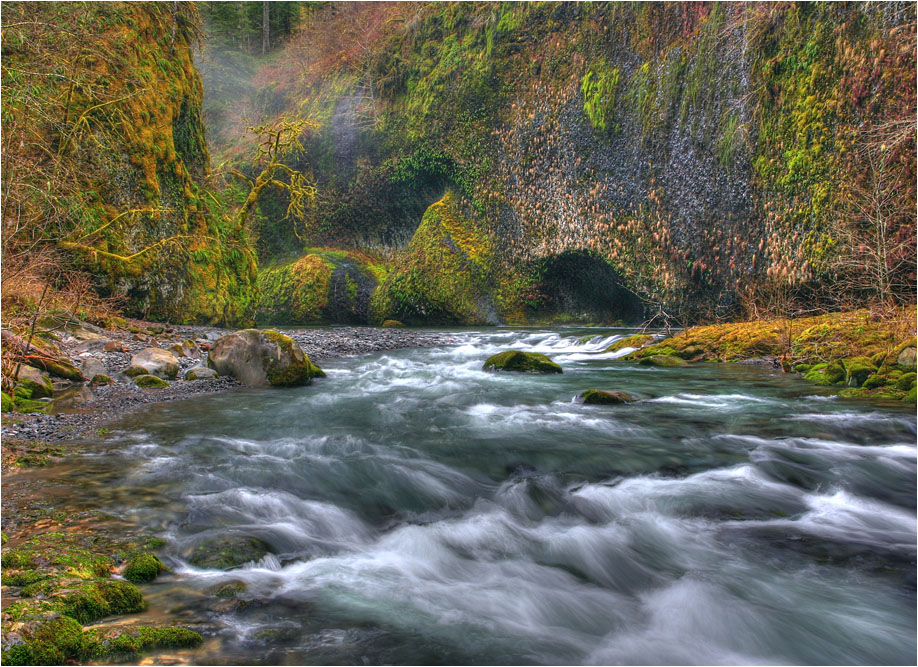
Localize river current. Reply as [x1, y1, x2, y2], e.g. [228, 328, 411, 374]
[32, 328, 918, 664]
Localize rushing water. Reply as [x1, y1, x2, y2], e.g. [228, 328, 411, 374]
[29, 329, 918, 664]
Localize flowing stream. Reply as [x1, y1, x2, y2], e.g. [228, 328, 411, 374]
[20, 328, 917, 664]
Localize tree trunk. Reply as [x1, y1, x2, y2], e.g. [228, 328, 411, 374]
[262, 1, 270, 54]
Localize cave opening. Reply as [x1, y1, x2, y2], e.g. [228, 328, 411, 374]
[526, 251, 644, 324]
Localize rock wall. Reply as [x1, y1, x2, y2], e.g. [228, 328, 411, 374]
[235, 1, 914, 325]
[2, 3, 257, 325]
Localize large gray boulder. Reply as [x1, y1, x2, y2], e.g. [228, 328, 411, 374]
[206, 329, 313, 387]
[126, 348, 180, 379]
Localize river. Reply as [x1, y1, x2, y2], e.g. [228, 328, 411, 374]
[18, 328, 918, 664]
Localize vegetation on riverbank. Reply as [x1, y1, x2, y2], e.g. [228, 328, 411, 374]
[626, 307, 917, 401]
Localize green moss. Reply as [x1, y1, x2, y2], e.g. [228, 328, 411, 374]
[133, 375, 169, 389]
[260, 329, 313, 386]
[844, 356, 877, 388]
[896, 372, 917, 391]
[15, 377, 53, 400]
[381, 319, 405, 328]
[1, 391, 12, 412]
[123, 366, 149, 378]
[187, 535, 271, 570]
[0, 616, 84, 666]
[482, 350, 562, 374]
[52, 579, 145, 624]
[2, 570, 46, 587]
[580, 389, 635, 405]
[309, 362, 326, 378]
[123, 553, 165, 584]
[581, 59, 621, 132]
[90, 374, 114, 386]
[82, 626, 203, 661]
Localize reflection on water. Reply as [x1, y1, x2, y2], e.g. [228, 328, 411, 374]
[15, 328, 917, 664]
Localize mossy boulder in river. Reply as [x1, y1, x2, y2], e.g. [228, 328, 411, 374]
[483, 350, 562, 374]
[605, 334, 653, 353]
[207, 329, 313, 386]
[123, 553, 165, 584]
[15, 366, 54, 399]
[580, 389, 636, 404]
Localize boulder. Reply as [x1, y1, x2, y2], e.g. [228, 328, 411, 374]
[185, 535, 273, 570]
[844, 356, 877, 387]
[482, 350, 562, 374]
[16, 366, 54, 399]
[127, 348, 179, 379]
[896, 372, 917, 391]
[206, 329, 313, 387]
[637, 355, 688, 368]
[184, 366, 218, 381]
[381, 320, 405, 328]
[897, 347, 917, 368]
[81, 357, 107, 380]
[169, 340, 200, 359]
[580, 389, 636, 405]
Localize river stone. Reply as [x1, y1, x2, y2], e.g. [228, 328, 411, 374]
[897, 347, 917, 368]
[104, 340, 127, 353]
[81, 357, 107, 380]
[482, 350, 562, 374]
[207, 329, 313, 387]
[127, 348, 179, 379]
[186, 536, 273, 570]
[133, 375, 169, 389]
[580, 389, 636, 405]
[184, 366, 218, 381]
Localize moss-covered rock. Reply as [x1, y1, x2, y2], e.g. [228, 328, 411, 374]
[133, 375, 169, 389]
[15, 367, 54, 399]
[256, 249, 383, 325]
[381, 319, 405, 328]
[637, 355, 688, 368]
[1, 391, 12, 412]
[844, 356, 877, 387]
[1, 615, 85, 666]
[482, 350, 562, 374]
[207, 329, 313, 387]
[89, 374, 114, 387]
[580, 389, 636, 404]
[81, 626, 203, 661]
[52, 579, 146, 624]
[897, 372, 917, 391]
[183, 366, 218, 381]
[372, 192, 503, 326]
[186, 535, 272, 570]
[123, 553, 165, 584]
[309, 362, 326, 378]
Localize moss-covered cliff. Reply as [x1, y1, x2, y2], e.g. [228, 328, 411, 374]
[212, 1, 914, 326]
[1, 2, 256, 325]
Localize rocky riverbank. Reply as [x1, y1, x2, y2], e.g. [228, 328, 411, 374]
[1, 319, 453, 445]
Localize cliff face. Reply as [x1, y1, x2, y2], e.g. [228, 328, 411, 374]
[230, 1, 914, 325]
[1, 2, 256, 325]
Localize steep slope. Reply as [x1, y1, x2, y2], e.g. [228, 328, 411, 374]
[210, 2, 915, 326]
[1, 2, 256, 325]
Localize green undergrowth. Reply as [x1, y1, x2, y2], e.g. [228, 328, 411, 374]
[1, 519, 199, 665]
[626, 308, 917, 401]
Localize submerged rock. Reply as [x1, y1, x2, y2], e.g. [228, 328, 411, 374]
[483, 350, 563, 374]
[207, 329, 313, 387]
[580, 389, 636, 404]
[127, 348, 179, 380]
[637, 355, 688, 368]
[186, 535, 273, 570]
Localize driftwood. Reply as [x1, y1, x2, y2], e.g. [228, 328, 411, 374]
[1, 328, 83, 382]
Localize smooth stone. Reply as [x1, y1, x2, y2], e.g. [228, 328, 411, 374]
[128, 348, 179, 379]
[184, 366, 218, 381]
